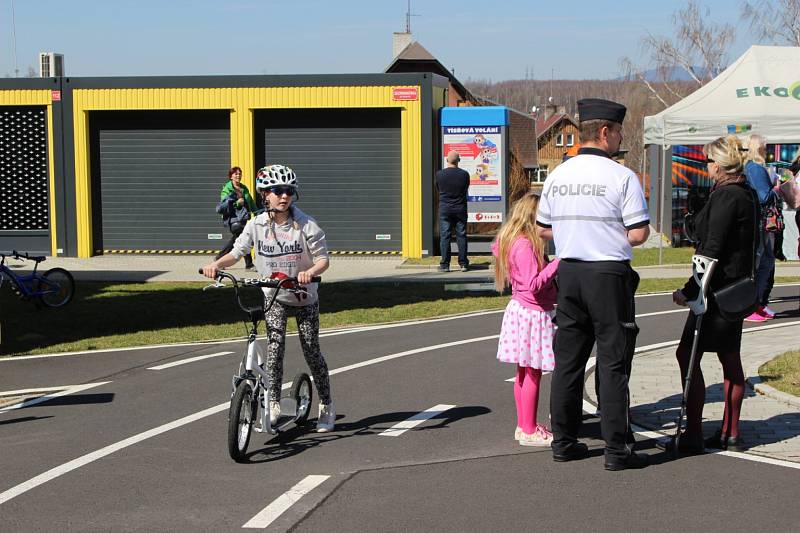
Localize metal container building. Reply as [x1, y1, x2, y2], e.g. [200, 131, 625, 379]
[0, 73, 448, 258]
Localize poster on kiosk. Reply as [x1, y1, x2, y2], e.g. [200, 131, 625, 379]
[440, 106, 508, 229]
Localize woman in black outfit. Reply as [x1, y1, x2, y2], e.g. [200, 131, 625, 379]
[669, 135, 757, 453]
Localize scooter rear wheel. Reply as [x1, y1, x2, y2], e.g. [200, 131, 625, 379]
[290, 373, 313, 425]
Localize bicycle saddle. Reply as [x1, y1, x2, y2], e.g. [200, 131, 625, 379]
[12, 251, 46, 263]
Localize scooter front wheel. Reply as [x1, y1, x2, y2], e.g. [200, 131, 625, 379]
[290, 373, 313, 425]
[228, 380, 256, 462]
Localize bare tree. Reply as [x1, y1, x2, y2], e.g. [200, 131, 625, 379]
[742, 0, 800, 45]
[620, 0, 735, 108]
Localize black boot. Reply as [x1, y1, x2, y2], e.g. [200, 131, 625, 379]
[604, 451, 650, 471]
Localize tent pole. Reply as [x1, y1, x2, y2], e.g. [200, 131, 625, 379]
[658, 146, 666, 265]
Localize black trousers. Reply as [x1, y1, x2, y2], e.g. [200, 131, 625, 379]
[217, 226, 253, 267]
[550, 259, 638, 459]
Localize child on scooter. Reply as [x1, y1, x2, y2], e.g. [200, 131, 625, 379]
[492, 192, 559, 446]
[201, 164, 335, 432]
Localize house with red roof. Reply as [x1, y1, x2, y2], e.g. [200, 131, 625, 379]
[535, 105, 579, 184]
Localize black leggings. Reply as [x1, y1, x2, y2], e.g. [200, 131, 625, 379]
[264, 301, 331, 405]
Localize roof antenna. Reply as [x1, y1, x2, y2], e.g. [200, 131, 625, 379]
[405, 0, 419, 33]
[11, 0, 19, 77]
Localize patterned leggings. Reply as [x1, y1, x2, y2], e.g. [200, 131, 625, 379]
[264, 300, 332, 405]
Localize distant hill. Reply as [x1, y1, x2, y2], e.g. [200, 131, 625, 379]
[465, 77, 701, 179]
[619, 66, 719, 82]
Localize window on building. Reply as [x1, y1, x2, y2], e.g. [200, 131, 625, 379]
[532, 168, 548, 184]
[555, 134, 564, 147]
[566, 134, 574, 146]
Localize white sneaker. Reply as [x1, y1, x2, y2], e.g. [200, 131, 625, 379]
[316, 403, 335, 433]
[514, 426, 523, 441]
[268, 400, 281, 426]
[519, 426, 553, 447]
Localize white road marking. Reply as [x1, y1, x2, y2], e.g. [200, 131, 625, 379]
[328, 335, 499, 377]
[147, 351, 234, 370]
[505, 371, 552, 382]
[379, 404, 456, 437]
[717, 450, 800, 470]
[636, 309, 687, 318]
[0, 385, 68, 396]
[242, 475, 330, 529]
[583, 335, 800, 471]
[0, 382, 111, 414]
[0, 335, 498, 506]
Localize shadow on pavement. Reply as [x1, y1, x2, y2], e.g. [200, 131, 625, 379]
[0, 415, 54, 426]
[0, 279, 500, 356]
[242, 406, 491, 464]
[29, 393, 115, 407]
[632, 382, 800, 450]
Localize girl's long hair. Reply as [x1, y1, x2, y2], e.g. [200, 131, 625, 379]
[493, 192, 546, 291]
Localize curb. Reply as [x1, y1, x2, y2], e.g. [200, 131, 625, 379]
[745, 358, 800, 409]
[748, 379, 800, 409]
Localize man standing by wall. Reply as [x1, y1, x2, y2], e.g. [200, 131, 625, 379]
[536, 99, 650, 471]
[436, 150, 471, 272]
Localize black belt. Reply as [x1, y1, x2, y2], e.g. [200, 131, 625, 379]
[562, 258, 631, 265]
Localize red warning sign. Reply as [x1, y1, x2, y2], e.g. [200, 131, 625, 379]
[392, 87, 419, 101]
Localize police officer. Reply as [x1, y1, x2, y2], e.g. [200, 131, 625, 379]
[536, 98, 650, 471]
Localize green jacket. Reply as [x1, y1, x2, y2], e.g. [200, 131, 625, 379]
[220, 181, 258, 213]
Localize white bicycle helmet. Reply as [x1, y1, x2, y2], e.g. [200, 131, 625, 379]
[255, 164, 298, 191]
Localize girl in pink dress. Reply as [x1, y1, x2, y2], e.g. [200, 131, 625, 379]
[493, 192, 559, 446]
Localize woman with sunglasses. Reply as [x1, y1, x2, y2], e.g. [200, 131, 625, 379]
[668, 136, 757, 454]
[201, 164, 335, 433]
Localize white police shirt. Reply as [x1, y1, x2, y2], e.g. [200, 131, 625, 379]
[536, 149, 649, 261]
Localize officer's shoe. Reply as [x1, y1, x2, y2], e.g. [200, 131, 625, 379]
[437, 264, 450, 273]
[604, 451, 649, 471]
[552, 442, 589, 462]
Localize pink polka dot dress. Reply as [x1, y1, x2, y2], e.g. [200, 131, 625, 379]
[497, 300, 556, 371]
[493, 237, 559, 371]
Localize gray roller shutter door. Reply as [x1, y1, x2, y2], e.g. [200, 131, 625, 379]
[261, 109, 401, 252]
[92, 111, 230, 252]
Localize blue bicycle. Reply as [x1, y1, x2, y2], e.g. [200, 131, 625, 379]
[0, 250, 75, 308]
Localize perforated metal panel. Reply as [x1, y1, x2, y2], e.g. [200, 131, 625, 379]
[0, 107, 48, 231]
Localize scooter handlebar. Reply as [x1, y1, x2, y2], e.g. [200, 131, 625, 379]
[197, 268, 321, 285]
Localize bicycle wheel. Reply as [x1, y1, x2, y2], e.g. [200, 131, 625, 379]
[37, 268, 75, 308]
[228, 380, 257, 462]
[290, 373, 313, 425]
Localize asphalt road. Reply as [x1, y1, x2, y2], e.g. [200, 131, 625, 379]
[1, 285, 799, 532]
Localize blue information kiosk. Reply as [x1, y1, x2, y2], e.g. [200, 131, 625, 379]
[440, 106, 509, 253]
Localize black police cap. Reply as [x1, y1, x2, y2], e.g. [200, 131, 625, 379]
[577, 98, 626, 124]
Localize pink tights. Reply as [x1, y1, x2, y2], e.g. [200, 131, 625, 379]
[514, 365, 543, 434]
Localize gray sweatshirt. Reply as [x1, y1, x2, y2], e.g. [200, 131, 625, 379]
[231, 206, 329, 306]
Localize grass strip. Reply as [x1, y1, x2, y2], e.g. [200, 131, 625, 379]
[401, 247, 699, 268]
[759, 349, 800, 397]
[2, 277, 798, 357]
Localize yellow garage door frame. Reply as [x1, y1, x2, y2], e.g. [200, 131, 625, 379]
[71, 86, 423, 258]
[0, 90, 59, 256]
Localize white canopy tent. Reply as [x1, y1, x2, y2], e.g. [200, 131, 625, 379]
[644, 45, 800, 260]
[645, 45, 800, 145]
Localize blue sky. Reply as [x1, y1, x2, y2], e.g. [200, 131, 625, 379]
[2, 0, 757, 80]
